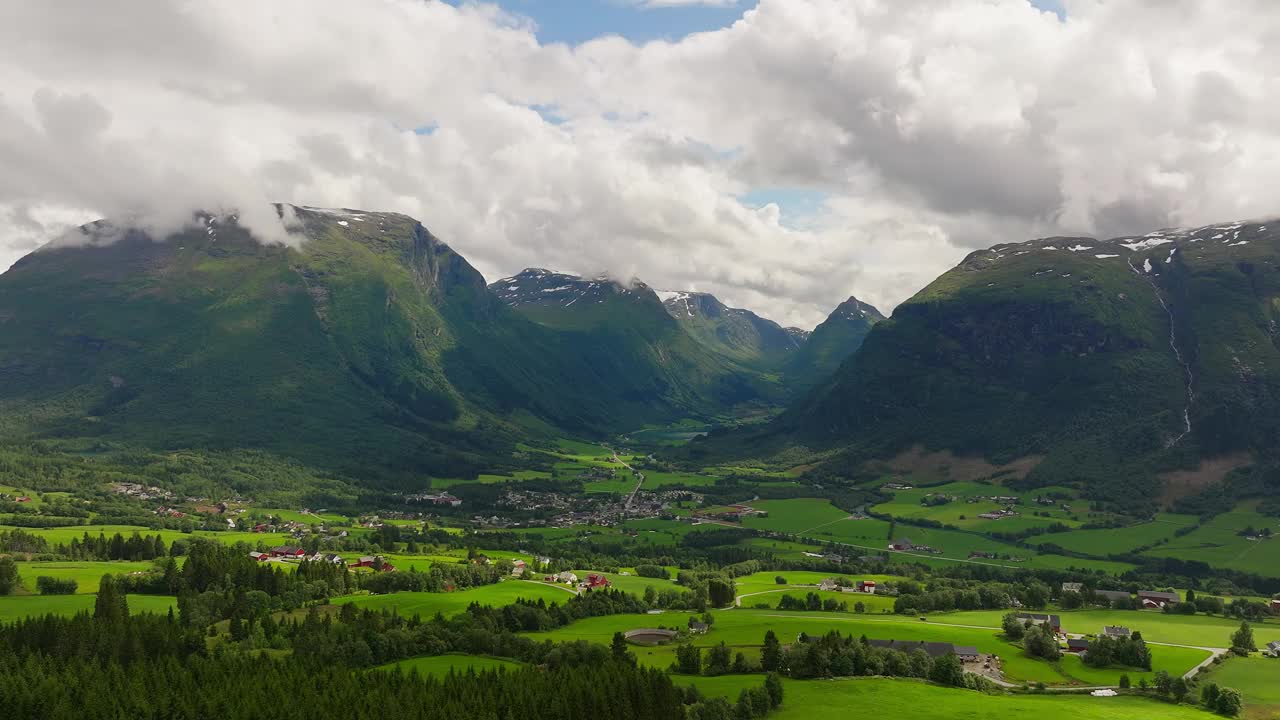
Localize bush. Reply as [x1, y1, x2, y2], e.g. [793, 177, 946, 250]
[634, 565, 670, 580]
[36, 576, 78, 595]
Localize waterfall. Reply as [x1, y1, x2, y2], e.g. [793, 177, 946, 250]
[1128, 257, 1194, 445]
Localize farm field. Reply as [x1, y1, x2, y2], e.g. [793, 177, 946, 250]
[937, 609, 1280, 648]
[332, 580, 576, 618]
[524, 608, 1208, 686]
[1030, 513, 1200, 555]
[569, 571, 684, 597]
[870, 481, 1091, 532]
[377, 654, 522, 677]
[0, 593, 177, 621]
[1142, 504, 1280, 577]
[13, 560, 158, 594]
[1196, 656, 1280, 720]
[737, 499, 1135, 574]
[680, 676, 1221, 720]
[733, 571, 908, 595]
[0, 523, 321, 549]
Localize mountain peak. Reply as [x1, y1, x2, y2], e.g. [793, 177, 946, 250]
[831, 296, 886, 323]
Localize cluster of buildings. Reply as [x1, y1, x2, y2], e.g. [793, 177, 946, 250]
[541, 571, 611, 592]
[888, 537, 941, 554]
[404, 491, 462, 507]
[816, 578, 877, 594]
[109, 482, 175, 501]
[977, 508, 1020, 520]
[1062, 583, 1185, 609]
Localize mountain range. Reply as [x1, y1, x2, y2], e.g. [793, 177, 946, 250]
[731, 220, 1280, 508]
[6, 204, 1277, 505]
[0, 207, 875, 483]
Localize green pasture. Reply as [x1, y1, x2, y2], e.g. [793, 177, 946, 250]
[332, 580, 576, 618]
[523, 608, 1207, 686]
[0, 593, 177, 622]
[1030, 513, 1199, 555]
[937, 609, 1280, 648]
[1143, 504, 1280, 577]
[681, 676, 1221, 720]
[14, 560, 159, 594]
[1196, 655, 1280, 719]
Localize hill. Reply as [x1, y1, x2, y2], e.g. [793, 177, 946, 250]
[0, 208, 760, 484]
[490, 269, 782, 413]
[781, 296, 884, 392]
[729, 220, 1280, 508]
[655, 291, 801, 369]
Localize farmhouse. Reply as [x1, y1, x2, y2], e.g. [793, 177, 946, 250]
[1139, 590, 1180, 609]
[269, 546, 305, 559]
[855, 580, 877, 594]
[556, 571, 578, 584]
[1266, 640, 1280, 657]
[1015, 613, 1062, 634]
[867, 640, 979, 661]
[350, 556, 395, 571]
[688, 620, 709, 634]
[1062, 582, 1083, 593]
[1103, 626, 1132, 638]
[1094, 589, 1132, 604]
[1271, 599, 1280, 612]
[1067, 639, 1090, 653]
[818, 578, 839, 592]
[249, 551, 270, 562]
[581, 573, 610, 589]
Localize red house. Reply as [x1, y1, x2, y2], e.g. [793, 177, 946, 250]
[349, 556, 395, 572]
[270, 546, 305, 558]
[583, 573, 610, 589]
[249, 551, 270, 562]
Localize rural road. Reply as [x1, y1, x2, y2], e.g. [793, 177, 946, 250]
[608, 448, 645, 510]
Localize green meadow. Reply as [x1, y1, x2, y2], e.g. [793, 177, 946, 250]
[678, 676, 1222, 720]
[1196, 655, 1280, 719]
[1030, 513, 1199, 555]
[14, 560, 159, 594]
[333, 580, 576, 618]
[523, 608, 1208, 686]
[937, 609, 1280, 649]
[1142, 503, 1280, 577]
[0, 594, 177, 621]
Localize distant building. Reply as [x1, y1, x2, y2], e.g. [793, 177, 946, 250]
[855, 580, 877, 594]
[1067, 639, 1090, 653]
[269, 546, 305, 558]
[868, 640, 978, 662]
[818, 578, 839, 592]
[556, 571, 578, 584]
[1266, 640, 1280, 658]
[1015, 613, 1062, 634]
[1139, 590, 1180, 609]
[1062, 582, 1083, 593]
[1094, 590, 1132, 604]
[688, 620, 709, 634]
[1103, 626, 1132, 638]
[249, 551, 270, 562]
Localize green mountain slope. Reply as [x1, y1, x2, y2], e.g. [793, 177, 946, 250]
[752, 221, 1280, 506]
[781, 296, 883, 391]
[0, 208, 754, 483]
[655, 291, 801, 370]
[490, 269, 783, 413]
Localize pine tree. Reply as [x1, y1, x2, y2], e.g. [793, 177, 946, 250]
[760, 630, 782, 672]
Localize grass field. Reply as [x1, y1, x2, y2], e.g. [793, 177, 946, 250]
[377, 654, 522, 677]
[1196, 655, 1280, 720]
[937, 609, 1280, 648]
[332, 580, 576, 618]
[1143, 503, 1280, 577]
[0, 594, 177, 621]
[737, 499, 1136, 574]
[679, 676, 1221, 720]
[870, 481, 1092, 533]
[0, 524, 319, 549]
[1028, 513, 1200, 555]
[14, 560, 159, 594]
[523, 608, 1207, 686]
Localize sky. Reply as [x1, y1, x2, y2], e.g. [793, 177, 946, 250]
[1, 0, 1278, 329]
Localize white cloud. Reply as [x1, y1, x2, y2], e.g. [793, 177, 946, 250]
[1, 0, 1278, 329]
